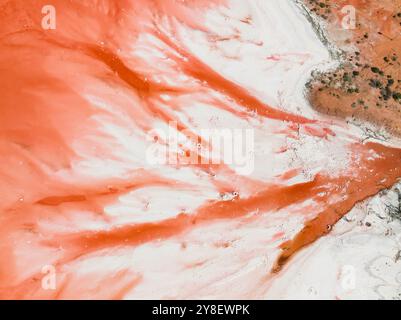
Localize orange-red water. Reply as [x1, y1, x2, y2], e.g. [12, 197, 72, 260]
[1, 0, 401, 299]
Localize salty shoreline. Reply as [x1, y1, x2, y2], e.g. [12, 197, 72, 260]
[1, 0, 401, 300]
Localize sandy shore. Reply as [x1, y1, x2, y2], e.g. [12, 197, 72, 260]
[302, 0, 401, 136]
